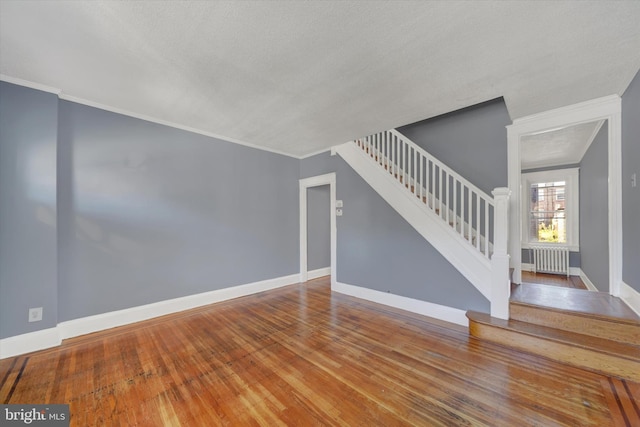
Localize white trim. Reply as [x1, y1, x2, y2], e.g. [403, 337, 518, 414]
[619, 281, 640, 317]
[298, 147, 332, 160]
[520, 264, 599, 291]
[335, 142, 492, 299]
[58, 274, 298, 340]
[0, 328, 61, 359]
[507, 95, 622, 300]
[1, 74, 300, 159]
[0, 274, 298, 359]
[0, 74, 62, 95]
[521, 262, 534, 272]
[521, 168, 579, 250]
[59, 94, 298, 159]
[306, 267, 331, 280]
[299, 173, 336, 288]
[333, 282, 468, 327]
[579, 270, 599, 292]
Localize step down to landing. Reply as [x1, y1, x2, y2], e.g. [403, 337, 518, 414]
[467, 310, 640, 382]
[510, 283, 640, 345]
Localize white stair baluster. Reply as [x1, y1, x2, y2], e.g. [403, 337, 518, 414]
[453, 181, 458, 232]
[476, 192, 481, 251]
[467, 186, 472, 243]
[484, 200, 489, 257]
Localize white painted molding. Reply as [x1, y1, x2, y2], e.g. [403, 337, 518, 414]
[307, 267, 331, 280]
[0, 274, 299, 359]
[1, 74, 300, 159]
[521, 264, 596, 289]
[619, 281, 640, 317]
[0, 327, 61, 359]
[333, 282, 469, 327]
[507, 94, 622, 300]
[299, 147, 331, 160]
[335, 142, 492, 300]
[521, 262, 534, 272]
[58, 274, 299, 340]
[0, 74, 62, 95]
[521, 168, 580, 249]
[579, 270, 599, 292]
[299, 173, 336, 288]
[509, 95, 621, 132]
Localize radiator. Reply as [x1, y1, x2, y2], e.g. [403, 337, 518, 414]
[532, 246, 570, 277]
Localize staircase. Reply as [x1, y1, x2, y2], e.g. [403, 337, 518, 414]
[334, 129, 511, 318]
[335, 129, 640, 382]
[467, 283, 640, 381]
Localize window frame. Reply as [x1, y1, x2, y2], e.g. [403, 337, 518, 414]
[521, 167, 579, 251]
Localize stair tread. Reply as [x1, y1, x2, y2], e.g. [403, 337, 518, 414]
[511, 283, 640, 324]
[467, 310, 640, 361]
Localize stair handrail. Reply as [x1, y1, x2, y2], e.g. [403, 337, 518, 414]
[339, 135, 512, 319]
[387, 129, 494, 205]
[355, 129, 497, 259]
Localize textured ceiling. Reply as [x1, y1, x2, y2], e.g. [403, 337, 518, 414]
[521, 121, 603, 170]
[1, 1, 639, 158]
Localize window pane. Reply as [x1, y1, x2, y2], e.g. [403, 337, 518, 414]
[529, 181, 566, 243]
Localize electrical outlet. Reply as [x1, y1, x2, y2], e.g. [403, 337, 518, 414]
[28, 307, 43, 322]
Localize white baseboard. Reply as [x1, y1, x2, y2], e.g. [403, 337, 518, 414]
[579, 270, 599, 292]
[620, 281, 640, 316]
[333, 281, 468, 327]
[0, 274, 298, 359]
[306, 267, 331, 280]
[0, 327, 61, 359]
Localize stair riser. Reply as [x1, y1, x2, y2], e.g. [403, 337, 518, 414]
[469, 320, 640, 382]
[510, 303, 640, 346]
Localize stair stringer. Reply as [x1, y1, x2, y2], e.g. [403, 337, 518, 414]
[335, 142, 492, 300]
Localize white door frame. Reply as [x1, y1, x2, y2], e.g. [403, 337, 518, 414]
[299, 173, 336, 287]
[507, 95, 622, 296]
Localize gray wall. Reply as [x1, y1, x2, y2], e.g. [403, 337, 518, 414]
[580, 122, 609, 291]
[306, 185, 330, 271]
[335, 158, 489, 312]
[0, 82, 59, 338]
[299, 150, 337, 179]
[299, 149, 490, 312]
[57, 101, 300, 321]
[622, 69, 640, 292]
[397, 98, 510, 195]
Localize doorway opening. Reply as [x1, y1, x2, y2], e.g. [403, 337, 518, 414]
[299, 173, 336, 287]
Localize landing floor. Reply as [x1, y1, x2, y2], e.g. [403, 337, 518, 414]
[511, 282, 640, 322]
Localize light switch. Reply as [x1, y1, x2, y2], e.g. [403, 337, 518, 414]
[632, 173, 637, 188]
[336, 200, 343, 208]
[336, 208, 343, 216]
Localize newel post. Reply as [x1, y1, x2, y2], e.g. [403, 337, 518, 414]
[491, 187, 511, 320]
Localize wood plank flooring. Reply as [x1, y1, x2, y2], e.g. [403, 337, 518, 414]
[2, 276, 638, 426]
[521, 271, 588, 289]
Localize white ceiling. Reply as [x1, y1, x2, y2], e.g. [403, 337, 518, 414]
[1, 1, 639, 158]
[521, 121, 604, 170]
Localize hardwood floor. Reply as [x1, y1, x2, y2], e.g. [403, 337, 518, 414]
[521, 271, 588, 289]
[511, 282, 640, 322]
[2, 276, 638, 426]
